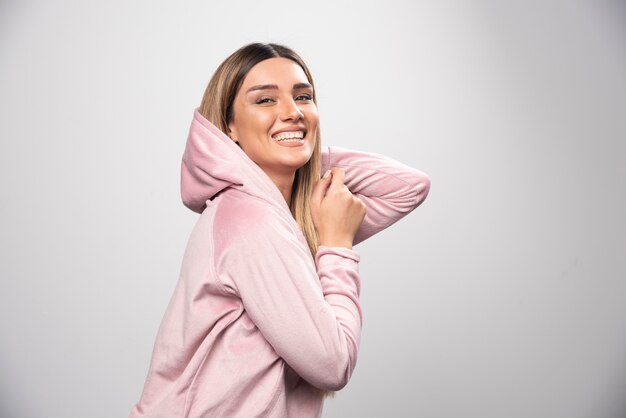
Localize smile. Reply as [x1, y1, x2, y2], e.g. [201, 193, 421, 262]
[272, 131, 305, 142]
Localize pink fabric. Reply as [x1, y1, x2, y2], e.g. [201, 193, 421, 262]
[129, 109, 430, 418]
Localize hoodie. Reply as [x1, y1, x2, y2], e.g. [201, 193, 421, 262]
[129, 109, 430, 418]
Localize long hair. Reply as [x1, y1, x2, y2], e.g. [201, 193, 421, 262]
[199, 43, 322, 258]
[199, 43, 333, 398]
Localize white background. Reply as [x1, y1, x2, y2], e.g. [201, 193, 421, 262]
[1, 1, 625, 417]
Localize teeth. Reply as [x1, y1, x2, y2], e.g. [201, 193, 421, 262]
[272, 131, 305, 141]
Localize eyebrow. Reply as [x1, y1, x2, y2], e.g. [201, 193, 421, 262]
[246, 83, 313, 94]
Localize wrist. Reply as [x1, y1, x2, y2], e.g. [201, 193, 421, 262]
[318, 236, 353, 249]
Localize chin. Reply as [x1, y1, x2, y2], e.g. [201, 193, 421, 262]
[278, 155, 313, 172]
[275, 147, 314, 169]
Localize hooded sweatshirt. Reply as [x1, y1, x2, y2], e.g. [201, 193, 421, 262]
[129, 109, 430, 418]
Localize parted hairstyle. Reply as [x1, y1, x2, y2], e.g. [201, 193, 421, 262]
[199, 42, 322, 258]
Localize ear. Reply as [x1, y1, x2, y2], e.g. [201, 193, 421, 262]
[227, 121, 239, 143]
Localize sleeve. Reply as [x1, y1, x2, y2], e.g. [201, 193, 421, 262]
[216, 213, 362, 391]
[321, 146, 431, 245]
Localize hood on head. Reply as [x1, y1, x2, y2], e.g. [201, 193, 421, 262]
[180, 108, 287, 213]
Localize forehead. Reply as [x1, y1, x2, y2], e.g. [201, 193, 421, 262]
[240, 57, 309, 89]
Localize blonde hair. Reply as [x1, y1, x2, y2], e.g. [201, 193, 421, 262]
[199, 43, 321, 257]
[199, 43, 334, 397]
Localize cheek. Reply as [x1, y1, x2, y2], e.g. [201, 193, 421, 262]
[306, 112, 320, 135]
[234, 111, 270, 143]
[245, 111, 275, 137]
[305, 107, 319, 125]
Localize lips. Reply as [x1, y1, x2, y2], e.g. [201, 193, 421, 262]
[272, 130, 305, 142]
[271, 127, 307, 142]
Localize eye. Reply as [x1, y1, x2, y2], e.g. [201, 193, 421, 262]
[255, 97, 275, 105]
[295, 94, 313, 102]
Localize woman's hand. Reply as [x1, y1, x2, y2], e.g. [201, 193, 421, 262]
[310, 168, 366, 249]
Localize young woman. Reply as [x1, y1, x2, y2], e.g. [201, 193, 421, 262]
[129, 43, 430, 418]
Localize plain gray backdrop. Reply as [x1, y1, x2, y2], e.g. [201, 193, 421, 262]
[1, 1, 625, 417]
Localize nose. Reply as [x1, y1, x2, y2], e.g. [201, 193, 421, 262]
[280, 98, 304, 121]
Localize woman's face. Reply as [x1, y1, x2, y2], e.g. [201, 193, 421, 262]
[228, 57, 319, 180]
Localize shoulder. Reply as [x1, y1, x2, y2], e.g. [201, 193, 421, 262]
[214, 190, 272, 225]
[209, 190, 314, 294]
[211, 190, 297, 252]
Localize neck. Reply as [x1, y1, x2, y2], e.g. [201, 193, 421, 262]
[267, 170, 295, 206]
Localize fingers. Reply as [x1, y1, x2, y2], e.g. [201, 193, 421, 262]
[311, 167, 347, 209]
[311, 169, 333, 206]
[328, 167, 345, 190]
[311, 167, 365, 248]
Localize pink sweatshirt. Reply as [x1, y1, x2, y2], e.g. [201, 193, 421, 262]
[129, 109, 430, 418]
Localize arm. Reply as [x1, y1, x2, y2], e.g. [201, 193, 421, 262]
[215, 210, 362, 391]
[321, 146, 431, 245]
